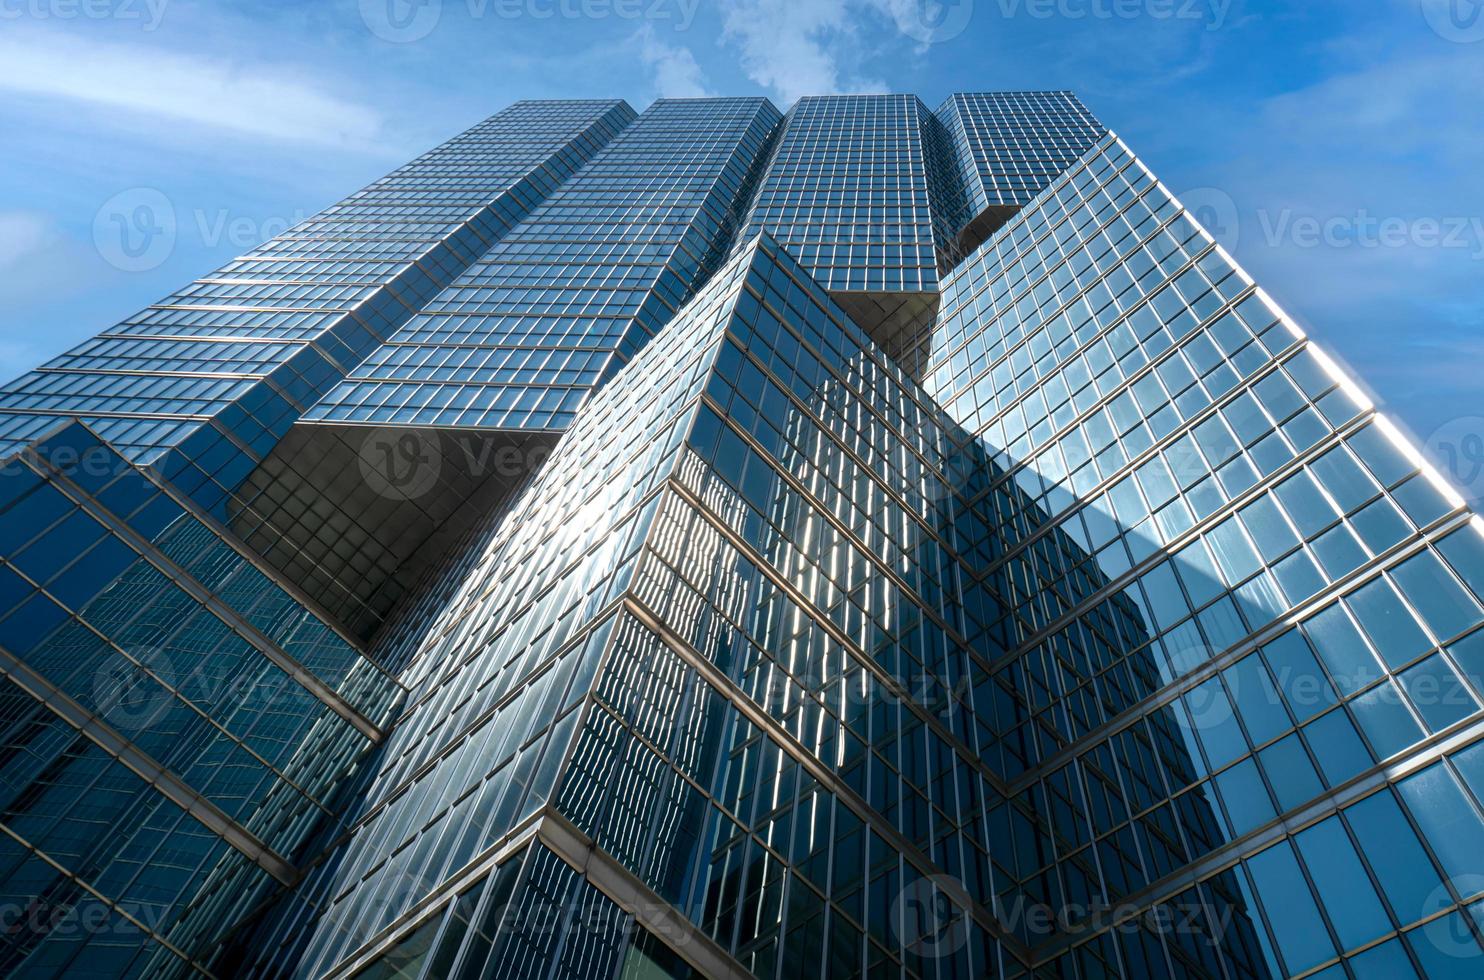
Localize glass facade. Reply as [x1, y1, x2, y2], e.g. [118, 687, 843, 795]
[234, 97, 779, 638]
[1, 94, 1481, 980]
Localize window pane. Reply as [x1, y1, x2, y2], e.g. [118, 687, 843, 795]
[1392, 551, 1483, 642]
[1396, 764, 1484, 881]
[1301, 709, 1373, 787]
[1347, 577, 1432, 670]
[1294, 815, 1390, 951]
[1398, 654, 1478, 733]
[1304, 606, 1382, 696]
[1245, 841, 1335, 974]
[1349, 682, 1424, 759]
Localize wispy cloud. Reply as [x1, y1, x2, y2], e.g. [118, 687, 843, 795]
[721, 0, 886, 105]
[0, 28, 387, 150]
[1262, 50, 1484, 165]
[637, 25, 714, 98]
[0, 213, 56, 270]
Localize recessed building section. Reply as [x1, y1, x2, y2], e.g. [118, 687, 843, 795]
[245, 98, 782, 639]
[737, 94, 960, 379]
[227, 422, 560, 642]
[935, 91, 1108, 257]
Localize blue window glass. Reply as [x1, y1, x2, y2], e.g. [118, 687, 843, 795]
[1303, 606, 1383, 696]
[1293, 815, 1390, 951]
[1349, 682, 1424, 759]
[1188, 678, 1245, 769]
[1240, 495, 1299, 562]
[1226, 654, 1290, 745]
[1215, 758, 1274, 836]
[1437, 527, 1484, 599]
[1301, 709, 1374, 787]
[1393, 551, 1484, 642]
[1244, 841, 1336, 974]
[1448, 741, 1484, 824]
[1346, 577, 1433, 669]
[1262, 630, 1338, 722]
[1396, 764, 1484, 881]
[1398, 654, 1478, 733]
[1347, 938, 1418, 979]
[1345, 789, 1444, 924]
[1449, 630, 1484, 695]
[1408, 910, 1484, 976]
[1259, 734, 1323, 813]
[1274, 549, 1327, 605]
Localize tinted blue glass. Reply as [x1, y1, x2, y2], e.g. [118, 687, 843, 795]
[1347, 577, 1433, 669]
[1302, 708, 1374, 787]
[1350, 681, 1425, 758]
[1399, 654, 1478, 732]
[1396, 764, 1484, 881]
[1345, 790, 1444, 924]
[1408, 911, 1484, 976]
[7, 92, 1484, 980]
[1347, 938, 1418, 979]
[1214, 758, 1274, 836]
[1393, 551, 1483, 642]
[1263, 630, 1338, 722]
[1258, 734, 1323, 812]
[1304, 606, 1383, 696]
[1293, 816, 1390, 951]
[1244, 842, 1336, 974]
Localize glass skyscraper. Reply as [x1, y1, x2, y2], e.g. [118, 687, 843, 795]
[2, 93, 1483, 980]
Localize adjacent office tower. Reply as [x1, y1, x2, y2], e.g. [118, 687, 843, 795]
[1, 94, 1482, 980]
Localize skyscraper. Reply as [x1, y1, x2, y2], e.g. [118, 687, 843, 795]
[1, 93, 1482, 980]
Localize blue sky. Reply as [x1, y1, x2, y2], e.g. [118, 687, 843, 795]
[1, 0, 1481, 484]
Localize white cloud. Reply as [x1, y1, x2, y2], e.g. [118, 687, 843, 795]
[721, 0, 887, 106]
[637, 26, 715, 98]
[0, 213, 55, 270]
[1262, 51, 1484, 164]
[0, 29, 385, 150]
